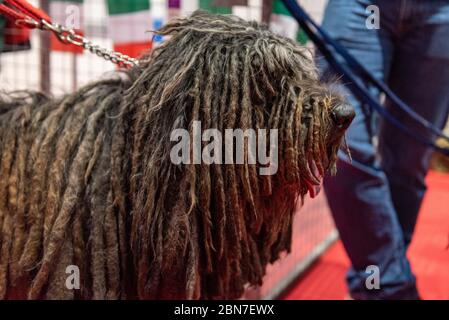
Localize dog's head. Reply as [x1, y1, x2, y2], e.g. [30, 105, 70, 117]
[296, 86, 354, 198]
[128, 11, 354, 299]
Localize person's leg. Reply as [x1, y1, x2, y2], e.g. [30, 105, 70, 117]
[379, 0, 449, 248]
[321, 0, 420, 299]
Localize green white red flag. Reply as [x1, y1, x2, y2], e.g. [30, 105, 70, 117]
[106, 0, 153, 58]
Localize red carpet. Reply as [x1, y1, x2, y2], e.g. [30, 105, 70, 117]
[283, 171, 449, 300]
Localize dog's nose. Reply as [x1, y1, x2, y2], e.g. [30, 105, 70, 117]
[331, 104, 355, 129]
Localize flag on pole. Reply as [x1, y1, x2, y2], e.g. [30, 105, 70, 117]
[50, 0, 84, 54]
[106, 0, 152, 58]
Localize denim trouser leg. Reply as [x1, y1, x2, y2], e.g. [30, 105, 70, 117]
[379, 19, 449, 246]
[321, 0, 449, 299]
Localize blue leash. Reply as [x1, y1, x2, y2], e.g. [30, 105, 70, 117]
[281, 0, 449, 156]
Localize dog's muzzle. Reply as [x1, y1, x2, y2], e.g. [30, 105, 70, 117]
[331, 104, 355, 130]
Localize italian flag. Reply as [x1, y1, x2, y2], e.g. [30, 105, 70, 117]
[50, 0, 84, 54]
[270, 0, 307, 44]
[106, 0, 153, 58]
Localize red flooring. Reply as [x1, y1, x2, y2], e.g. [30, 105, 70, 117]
[283, 170, 449, 300]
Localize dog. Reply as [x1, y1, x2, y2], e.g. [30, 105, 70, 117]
[0, 11, 354, 299]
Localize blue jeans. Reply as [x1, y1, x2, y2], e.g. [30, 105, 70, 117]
[320, 0, 449, 299]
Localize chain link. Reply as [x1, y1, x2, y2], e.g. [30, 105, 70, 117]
[39, 19, 140, 68]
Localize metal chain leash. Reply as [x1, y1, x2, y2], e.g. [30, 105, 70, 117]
[16, 18, 140, 68]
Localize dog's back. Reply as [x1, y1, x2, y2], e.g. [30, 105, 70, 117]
[0, 78, 136, 299]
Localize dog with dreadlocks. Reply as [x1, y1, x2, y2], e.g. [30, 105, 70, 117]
[0, 11, 354, 299]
